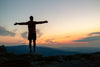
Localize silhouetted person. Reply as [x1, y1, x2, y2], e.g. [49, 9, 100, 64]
[14, 16, 48, 53]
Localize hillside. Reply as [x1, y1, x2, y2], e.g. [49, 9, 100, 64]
[0, 52, 100, 67]
[0, 45, 100, 67]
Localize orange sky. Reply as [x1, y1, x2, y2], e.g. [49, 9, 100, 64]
[0, 0, 100, 47]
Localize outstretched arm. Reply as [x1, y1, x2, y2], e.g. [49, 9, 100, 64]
[14, 22, 28, 25]
[36, 20, 48, 24]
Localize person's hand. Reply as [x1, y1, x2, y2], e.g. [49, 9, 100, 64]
[14, 23, 17, 25]
[45, 20, 48, 23]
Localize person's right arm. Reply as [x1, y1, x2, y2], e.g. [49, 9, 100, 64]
[14, 22, 28, 25]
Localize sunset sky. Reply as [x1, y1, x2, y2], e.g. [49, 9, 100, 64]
[0, 0, 100, 47]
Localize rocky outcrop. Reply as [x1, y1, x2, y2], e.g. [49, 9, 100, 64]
[0, 45, 7, 54]
[0, 46, 100, 67]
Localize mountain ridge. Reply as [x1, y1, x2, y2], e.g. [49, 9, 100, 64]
[5, 45, 79, 56]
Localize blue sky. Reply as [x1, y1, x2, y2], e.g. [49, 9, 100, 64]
[0, 0, 100, 47]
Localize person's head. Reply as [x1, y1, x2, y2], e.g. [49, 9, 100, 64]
[30, 16, 33, 21]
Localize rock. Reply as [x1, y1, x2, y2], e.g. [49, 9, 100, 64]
[0, 60, 30, 67]
[0, 45, 7, 54]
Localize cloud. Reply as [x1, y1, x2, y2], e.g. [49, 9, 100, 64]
[46, 39, 56, 44]
[73, 31, 100, 42]
[74, 36, 100, 42]
[21, 32, 27, 39]
[0, 26, 15, 36]
[21, 29, 43, 39]
[66, 36, 70, 38]
[88, 32, 100, 36]
[12, 29, 17, 32]
[36, 29, 43, 38]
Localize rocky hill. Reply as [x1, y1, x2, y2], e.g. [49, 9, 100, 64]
[0, 45, 7, 54]
[0, 52, 100, 67]
[0, 46, 100, 67]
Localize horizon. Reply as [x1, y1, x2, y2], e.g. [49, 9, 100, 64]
[1, 44, 100, 48]
[0, 0, 100, 47]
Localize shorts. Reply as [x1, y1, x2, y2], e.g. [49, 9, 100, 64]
[28, 33, 36, 40]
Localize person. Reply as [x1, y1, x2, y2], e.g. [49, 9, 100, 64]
[14, 16, 48, 53]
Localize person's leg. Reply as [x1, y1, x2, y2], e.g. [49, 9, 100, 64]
[33, 40, 36, 53]
[29, 40, 32, 53]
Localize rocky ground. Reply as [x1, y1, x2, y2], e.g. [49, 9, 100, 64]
[0, 45, 100, 67]
[0, 52, 100, 67]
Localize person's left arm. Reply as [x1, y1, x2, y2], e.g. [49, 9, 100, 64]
[35, 20, 48, 24]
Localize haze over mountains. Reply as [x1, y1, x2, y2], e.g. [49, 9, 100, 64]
[5, 45, 100, 56]
[58, 47, 100, 53]
[5, 45, 79, 56]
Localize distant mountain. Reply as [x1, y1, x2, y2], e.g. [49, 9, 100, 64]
[58, 47, 100, 53]
[5, 45, 79, 56]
